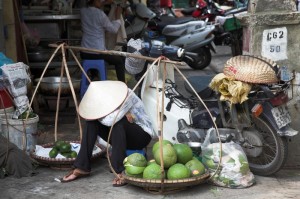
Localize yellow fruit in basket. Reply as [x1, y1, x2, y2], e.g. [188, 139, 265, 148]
[154, 144, 177, 169]
[49, 148, 58, 158]
[173, 143, 193, 164]
[167, 163, 191, 180]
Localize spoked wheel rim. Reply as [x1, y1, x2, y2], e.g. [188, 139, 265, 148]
[242, 116, 287, 176]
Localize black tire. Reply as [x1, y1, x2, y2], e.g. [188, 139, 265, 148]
[242, 116, 288, 176]
[186, 47, 211, 70]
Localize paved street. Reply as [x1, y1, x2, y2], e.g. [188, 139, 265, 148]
[1, 46, 300, 199]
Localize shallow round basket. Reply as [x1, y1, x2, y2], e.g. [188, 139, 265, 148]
[223, 55, 279, 84]
[31, 141, 106, 170]
[124, 171, 210, 194]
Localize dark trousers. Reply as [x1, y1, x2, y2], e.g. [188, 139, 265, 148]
[74, 117, 151, 173]
[80, 52, 126, 82]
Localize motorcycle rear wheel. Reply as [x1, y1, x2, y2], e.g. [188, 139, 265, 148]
[186, 47, 211, 70]
[242, 116, 288, 176]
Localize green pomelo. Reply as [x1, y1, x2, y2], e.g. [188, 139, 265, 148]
[54, 140, 65, 151]
[185, 159, 206, 176]
[173, 143, 193, 164]
[124, 163, 146, 175]
[167, 163, 191, 180]
[61, 152, 72, 158]
[154, 144, 177, 169]
[70, 151, 78, 158]
[124, 153, 147, 167]
[125, 170, 143, 178]
[147, 159, 156, 166]
[143, 163, 165, 179]
[60, 143, 72, 153]
[49, 148, 58, 158]
[152, 140, 173, 155]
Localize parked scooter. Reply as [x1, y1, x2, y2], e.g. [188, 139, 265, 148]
[125, 3, 216, 70]
[140, 41, 298, 176]
[146, 17, 216, 70]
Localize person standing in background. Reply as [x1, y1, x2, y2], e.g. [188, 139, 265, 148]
[80, 0, 126, 82]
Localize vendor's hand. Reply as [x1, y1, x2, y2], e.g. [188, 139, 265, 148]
[115, 5, 123, 19]
[125, 113, 134, 123]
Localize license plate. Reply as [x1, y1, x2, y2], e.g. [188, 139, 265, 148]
[271, 105, 291, 129]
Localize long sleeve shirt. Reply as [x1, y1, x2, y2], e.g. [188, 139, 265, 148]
[99, 89, 156, 138]
[80, 6, 121, 51]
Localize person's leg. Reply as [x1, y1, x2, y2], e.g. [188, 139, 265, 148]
[62, 120, 101, 182]
[102, 54, 126, 83]
[124, 119, 152, 150]
[110, 117, 152, 174]
[110, 117, 128, 174]
[73, 120, 101, 172]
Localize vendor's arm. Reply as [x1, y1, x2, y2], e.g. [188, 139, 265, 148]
[99, 7, 121, 33]
[99, 89, 137, 126]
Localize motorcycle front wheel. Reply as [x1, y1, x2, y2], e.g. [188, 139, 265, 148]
[242, 116, 288, 176]
[186, 47, 211, 70]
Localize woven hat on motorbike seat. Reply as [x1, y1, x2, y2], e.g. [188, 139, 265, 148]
[79, 81, 128, 120]
[223, 55, 279, 84]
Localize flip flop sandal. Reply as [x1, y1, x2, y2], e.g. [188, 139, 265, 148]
[112, 175, 127, 187]
[60, 169, 90, 183]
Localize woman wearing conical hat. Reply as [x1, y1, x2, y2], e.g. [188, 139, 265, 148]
[60, 81, 155, 186]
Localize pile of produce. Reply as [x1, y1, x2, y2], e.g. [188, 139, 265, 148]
[201, 142, 255, 188]
[48, 141, 78, 159]
[123, 140, 206, 180]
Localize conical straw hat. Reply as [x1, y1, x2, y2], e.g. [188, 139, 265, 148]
[223, 55, 279, 84]
[79, 81, 128, 120]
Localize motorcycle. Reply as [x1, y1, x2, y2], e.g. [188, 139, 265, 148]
[125, 3, 216, 70]
[145, 17, 216, 70]
[140, 40, 298, 176]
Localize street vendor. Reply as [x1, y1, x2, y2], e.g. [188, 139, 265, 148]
[80, 0, 126, 82]
[60, 81, 155, 186]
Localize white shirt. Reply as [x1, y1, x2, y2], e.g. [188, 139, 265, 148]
[99, 89, 156, 138]
[80, 6, 121, 51]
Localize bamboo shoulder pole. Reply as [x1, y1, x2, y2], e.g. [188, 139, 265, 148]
[48, 44, 186, 66]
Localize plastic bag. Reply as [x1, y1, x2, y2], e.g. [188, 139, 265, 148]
[201, 129, 255, 188]
[1, 62, 31, 118]
[125, 38, 146, 75]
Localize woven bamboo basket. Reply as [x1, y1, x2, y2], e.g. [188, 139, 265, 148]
[124, 171, 210, 194]
[223, 55, 279, 84]
[31, 141, 105, 170]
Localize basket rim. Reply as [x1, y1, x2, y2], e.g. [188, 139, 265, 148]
[30, 140, 105, 164]
[123, 170, 210, 188]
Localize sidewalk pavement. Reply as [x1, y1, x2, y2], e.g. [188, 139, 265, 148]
[1, 46, 300, 199]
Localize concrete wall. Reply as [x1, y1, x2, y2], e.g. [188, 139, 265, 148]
[239, 0, 300, 167]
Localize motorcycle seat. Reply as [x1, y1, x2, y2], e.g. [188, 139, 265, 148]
[181, 8, 196, 16]
[184, 75, 214, 99]
[155, 15, 194, 31]
[162, 20, 206, 36]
